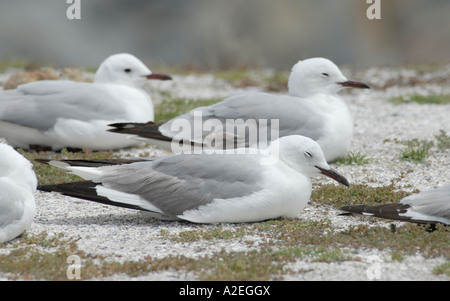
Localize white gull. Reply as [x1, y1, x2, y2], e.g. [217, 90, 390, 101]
[109, 57, 369, 162]
[0, 140, 37, 243]
[0, 53, 171, 151]
[38, 135, 349, 223]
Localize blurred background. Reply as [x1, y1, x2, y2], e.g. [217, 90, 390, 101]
[0, 0, 449, 70]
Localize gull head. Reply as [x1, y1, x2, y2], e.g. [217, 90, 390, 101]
[288, 57, 369, 97]
[275, 135, 349, 186]
[94, 53, 172, 87]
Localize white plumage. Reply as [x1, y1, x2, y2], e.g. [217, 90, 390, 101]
[0, 140, 37, 243]
[0, 53, 171, 150]
[109, 57, 369, 162]
[39, 135, 349, 223]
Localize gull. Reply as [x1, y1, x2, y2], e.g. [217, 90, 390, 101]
[340, 185, 450, 226]
[37, 135, 349, 223]
[0, 140, 37, 243]
[0, 53, 172, 151]
[108, 57, 369, 162]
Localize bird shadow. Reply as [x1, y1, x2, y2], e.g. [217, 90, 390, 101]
[36, 211, 187, 228]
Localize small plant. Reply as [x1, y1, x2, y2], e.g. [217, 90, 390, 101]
[435, 130, 450, 150]
[335, 152, 370, 166]
[432, 262, 450, 277]
[391, 251, 405, 262]
[399, 139, 434, 163]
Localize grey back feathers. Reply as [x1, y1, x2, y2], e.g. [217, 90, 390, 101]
[95, 155, 264, 216]
[159, 92, 325, 144]
[0, 81, 129, 131]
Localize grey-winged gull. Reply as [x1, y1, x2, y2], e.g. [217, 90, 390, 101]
[340, 185, 450, 226]
[0, 53, 172, 151]
[109, 57, 369, 162]
[38, 135, 349, 223]
[0, 140, 37, 243]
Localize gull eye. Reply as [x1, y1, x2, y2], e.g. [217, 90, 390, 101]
[124, 68, 132, 73]
[321, 72, 329, 77]
[304, 151, 313, 158]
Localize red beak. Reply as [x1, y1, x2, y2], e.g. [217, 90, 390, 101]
[315, 166, 350, 187]
[338, 80, 370, 89]
[144, 73, 172, 80]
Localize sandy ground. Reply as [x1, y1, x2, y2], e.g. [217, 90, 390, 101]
[0, 64, 449, 281]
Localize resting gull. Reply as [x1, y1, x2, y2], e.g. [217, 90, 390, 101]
[0, 53, 171, 151]
[38, 135, 349, 223]
[0, 140, 37, 243]
[109, 57, 369, 162]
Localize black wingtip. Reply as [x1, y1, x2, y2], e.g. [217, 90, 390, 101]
[38, 181, 152, 212]
[34, 158, 51, 165]
[339, 205, 367, 214]
[338, 203, 448, 226]
[107, 121, 173, 142]
[107, 122, 143, 133]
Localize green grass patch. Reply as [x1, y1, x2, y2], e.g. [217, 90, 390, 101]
[9, 143, 448, 280]
[2, 214, 448, 280]
[389, 94, 450, 105]
[433, 262, 450, 277]
[251, 219, 449, 259]
[311, 182, 414, 208]
[173, 225, 250, 243]
[399, 139, 434, 163]
[0, 60, 28, 72]
[308, 247, 355, 263]
[335, 152, 370, 166]
[435, 130, 450, 150]
[18, 148, 119, 185]
[199, 248, 289, 280]
[154, 97, 223, 122]
[0, 232, 84, 280]
[384, 133, 446, 162]
[390, 251, 405, 262]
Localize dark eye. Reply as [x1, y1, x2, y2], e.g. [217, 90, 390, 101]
[304, 151, 313, 158]
[321, 73, 329, 77]
[124, 68, 132, 73]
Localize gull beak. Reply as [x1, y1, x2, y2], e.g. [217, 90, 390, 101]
[144, 73, 172, 80]
[338, 80, 370, 89]
[315, 166, 350, 187]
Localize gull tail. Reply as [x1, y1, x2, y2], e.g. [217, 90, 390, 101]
[38, 181, 152, 212]
[339, 203, 449, 226]
[339, 203, 409, 220]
